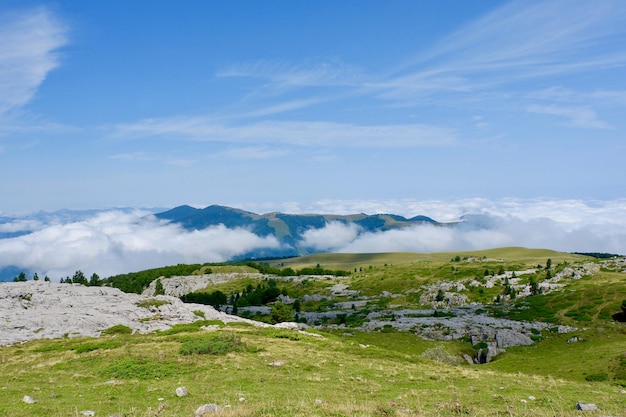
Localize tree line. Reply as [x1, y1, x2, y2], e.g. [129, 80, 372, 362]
[12, 270, 101, 285]
[244, 261, 350, 277]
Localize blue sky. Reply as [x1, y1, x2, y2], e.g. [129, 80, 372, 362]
[1, 0, 626, 277]
[1, 0, 625, 214]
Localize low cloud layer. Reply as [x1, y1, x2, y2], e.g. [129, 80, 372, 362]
[0, 199, 625, 281]
[302, 214, 626, 255]
[0, 211, 280, 280]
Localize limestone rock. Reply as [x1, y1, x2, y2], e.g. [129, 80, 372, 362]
[0, 281, 271, 346]
[176, 386, 188, 397]
[80, 411, 95, 416]
[143, 273, 264, 297]
[495, 328, 533, 348]
[576, 402, 599, 411]
[273, 322, 299, 330]
[22, 395, 36, 404]
[195, 403, 220, 416]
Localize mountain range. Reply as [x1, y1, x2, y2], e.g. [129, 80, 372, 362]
[154, 204, 442, 257]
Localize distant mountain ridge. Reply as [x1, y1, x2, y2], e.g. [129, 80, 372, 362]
[154, 204, 441, 257]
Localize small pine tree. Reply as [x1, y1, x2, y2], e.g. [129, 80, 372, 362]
[89, 273, 101, 286]
[72, 270, 87, 285]
[154, 279, 165, 295]
[529, 276, 539, 295]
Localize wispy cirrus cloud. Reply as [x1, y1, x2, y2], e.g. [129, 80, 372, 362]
[528, 87, 626, 106]
[218, 60, 365, 88]
[214, 146, 290, 160]
[109, 152, 153, 161]
[377, 0, 626, 101]
[112, 118, 456, 148]
[0, 7, 67, 117]
[527, 104, 611, 129]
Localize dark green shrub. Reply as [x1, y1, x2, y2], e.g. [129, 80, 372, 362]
[585, 373, 609, 382]
[101, 324, 133, 335]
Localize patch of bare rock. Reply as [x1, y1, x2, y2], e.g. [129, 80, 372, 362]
[142, 273, 265, 297]
[0, 281, 269, 346]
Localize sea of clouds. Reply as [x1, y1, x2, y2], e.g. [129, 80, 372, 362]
[1, 198, 625, 280]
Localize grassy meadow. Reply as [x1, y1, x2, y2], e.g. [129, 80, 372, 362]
[1, 247, 625, 416]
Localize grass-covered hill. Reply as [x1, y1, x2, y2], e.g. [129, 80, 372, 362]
[1, 247, 625, 416]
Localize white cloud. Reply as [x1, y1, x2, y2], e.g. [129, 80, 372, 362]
[0, 7, 67, 116]
[0, 211, 281, 279]
[112, 118, 456, 148]
[527, 104, 611, 129]
[241, 198, 626, 254]
[301, 221, 361, 251]
[305, 214, 626, 255]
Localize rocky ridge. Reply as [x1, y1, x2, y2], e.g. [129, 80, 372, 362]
[0, 281, 268, 346]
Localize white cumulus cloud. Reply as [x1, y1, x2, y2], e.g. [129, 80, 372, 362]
[300, 221, 361, 251]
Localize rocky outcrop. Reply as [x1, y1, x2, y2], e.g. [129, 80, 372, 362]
[142, 273, 265, 297]
[0, 281, 267, 346]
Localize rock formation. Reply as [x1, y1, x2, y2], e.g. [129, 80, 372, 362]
[0, 281, 267, 346]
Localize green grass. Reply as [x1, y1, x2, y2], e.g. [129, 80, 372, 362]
[1, 326, 625, 417]
[2, 247, 625, 416]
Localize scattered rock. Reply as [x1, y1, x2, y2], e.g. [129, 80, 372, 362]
[80, 411, 95, 416]
[103, 379, 121, 385]
[567, 336, 583, 343]
[175, 386, 188, 397]
[577, 402, 599, 411]
[268, 360, 286, 367]
[314, 399, 323, 405]
[528, 395, 535, 401]
[22, 395, 36, 404]
[195, 403, 220, 416]
[273, 322, 299, 330]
